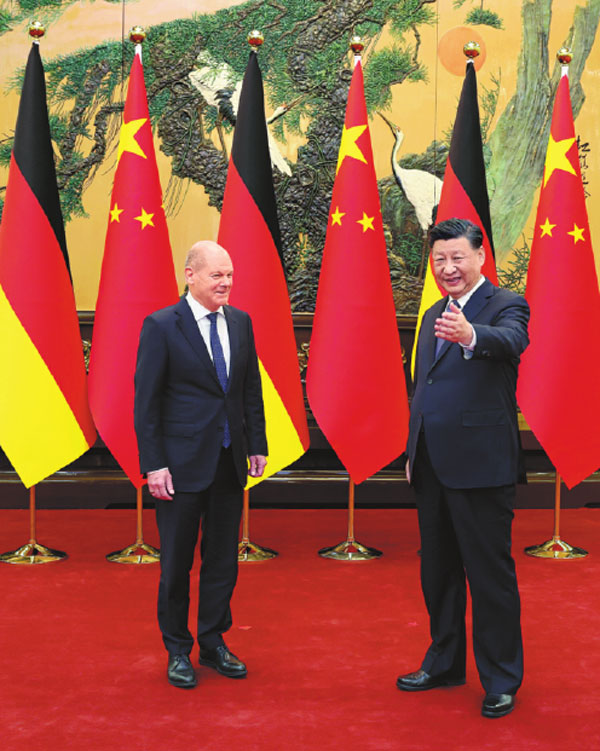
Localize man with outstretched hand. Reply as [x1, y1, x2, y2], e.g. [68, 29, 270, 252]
[398, 218, 529, 718]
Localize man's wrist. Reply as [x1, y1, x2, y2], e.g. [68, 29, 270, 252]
[460, 324, 477, 351]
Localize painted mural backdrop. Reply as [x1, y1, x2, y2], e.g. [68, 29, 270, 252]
[1, 0, 599, 312]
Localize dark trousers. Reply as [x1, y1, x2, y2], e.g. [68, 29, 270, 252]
[155, 447, 243, 655]
[412, 436, 523, 695]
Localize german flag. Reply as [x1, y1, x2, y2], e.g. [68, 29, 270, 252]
[0, 42, 96, 488]
[412, 60, 497, 374]
[218, 51, 309, 485]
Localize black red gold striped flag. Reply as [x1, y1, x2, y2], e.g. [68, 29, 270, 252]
[0, 42, 96, 487]
[412, 60, 497, 374]
[218, 51, 309, 484]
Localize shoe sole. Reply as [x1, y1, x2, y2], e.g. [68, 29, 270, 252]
[482, 705, 514, 718]
[199, 658, 247, 679]
[168, 677, 197, 689]
[397, 678, 466, 692]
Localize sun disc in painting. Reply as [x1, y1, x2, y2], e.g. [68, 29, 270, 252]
[438, 26, 486, 75]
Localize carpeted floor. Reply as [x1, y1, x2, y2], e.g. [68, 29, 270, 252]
[1, 507, 599, 750]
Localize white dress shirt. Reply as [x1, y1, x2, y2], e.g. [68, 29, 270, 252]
[185, 292, 231, 375]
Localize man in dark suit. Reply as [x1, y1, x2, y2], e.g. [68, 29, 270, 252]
[134, 240, 267, 689]
[397, 218, 529, 718]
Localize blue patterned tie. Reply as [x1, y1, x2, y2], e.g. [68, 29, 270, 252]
[208, 312, 230, 448]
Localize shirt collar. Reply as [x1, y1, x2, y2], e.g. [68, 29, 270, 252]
[450, 274, 486, 309]
[185, 291, 224, 321]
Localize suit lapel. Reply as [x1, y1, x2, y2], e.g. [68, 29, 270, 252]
[224, 306, 240, 390]
[424, 296, 449, 369]
[174, 297, 221, 388]
[461, 278, 494, 321]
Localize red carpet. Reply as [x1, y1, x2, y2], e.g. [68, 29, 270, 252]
[1, 508, 599, 750]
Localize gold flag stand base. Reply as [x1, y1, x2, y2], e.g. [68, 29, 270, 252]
[238, 490, 278, 562]
[0, 486, 67, 565]
[238, 539, 278, 562]
[106, 487, 160, 564]
[0, 540, 67, 565]
[525, 536, 588, 560]
[318, 538, 382, 561]
[106, 540, 160, 564]
[524, 473, 588, 560]
[318, 479, 383, 561]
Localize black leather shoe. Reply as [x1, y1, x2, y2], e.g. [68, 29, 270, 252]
[482, 693, 515, 718]
[199, 645, 247, 678]
[396, 668, 465, 692]
[167, 654, 197, 688]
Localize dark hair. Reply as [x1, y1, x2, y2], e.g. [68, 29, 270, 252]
[428, 218, 483, 249]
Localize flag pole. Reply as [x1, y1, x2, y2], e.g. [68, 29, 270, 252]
[319, 477, 382, 560]
[311, 36, 384, 561]
[1, 21, 94, 563]
[0, 484, 67, 564]
[238, 488, 278, 562]
[519, 47, 592, 560]
[106, 485, 160, 564]
[524, 471, 587, 559]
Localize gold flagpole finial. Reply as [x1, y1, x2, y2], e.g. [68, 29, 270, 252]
[557, 47, 573, 66]
[350, 36, 364, 56]
[28, 21, 45, 41]
[463, 41, 481, 59]
[129, 26, 146, 45]
[248, 30, 264, 52]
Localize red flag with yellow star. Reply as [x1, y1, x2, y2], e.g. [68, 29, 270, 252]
[517, 71, 600, 488]
[88, 48, 178, 487]
[306, 61, 408, 484]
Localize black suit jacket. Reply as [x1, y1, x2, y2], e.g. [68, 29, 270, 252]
[134, 296, 267, 492]
[407, 279, 529, 489]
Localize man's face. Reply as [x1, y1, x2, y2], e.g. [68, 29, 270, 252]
[431, 236, 485, 298]
[185, 250, 233, 312]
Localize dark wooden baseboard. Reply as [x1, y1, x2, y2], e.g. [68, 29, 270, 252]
[1, 468, 599, 510]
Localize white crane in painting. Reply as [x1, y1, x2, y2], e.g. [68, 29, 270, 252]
[378, 111, 444, 278]
[189, 51, 292, 176]
[378, 111, 443, 231]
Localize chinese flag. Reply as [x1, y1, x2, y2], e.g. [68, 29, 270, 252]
[412, 61, 497, 374]
[306, 61, 408, 485]
[517, 72, 600, 489]
[0, 42, 95, 487]
[218, 52, 309, 485]
[88, 48, 179, 487]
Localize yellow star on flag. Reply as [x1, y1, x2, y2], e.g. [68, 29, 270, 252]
[134, 207, 155, 230]
[331, 206, 345, 226]
[567, 223, 585, 243]
[539, 217, 556, 238]
[336, 124, 367, 174]
[357, 212, 375, 233]
[543, 134, 576, 187]
[109, 203, 124, 223]
[117, 118, 148, 164]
